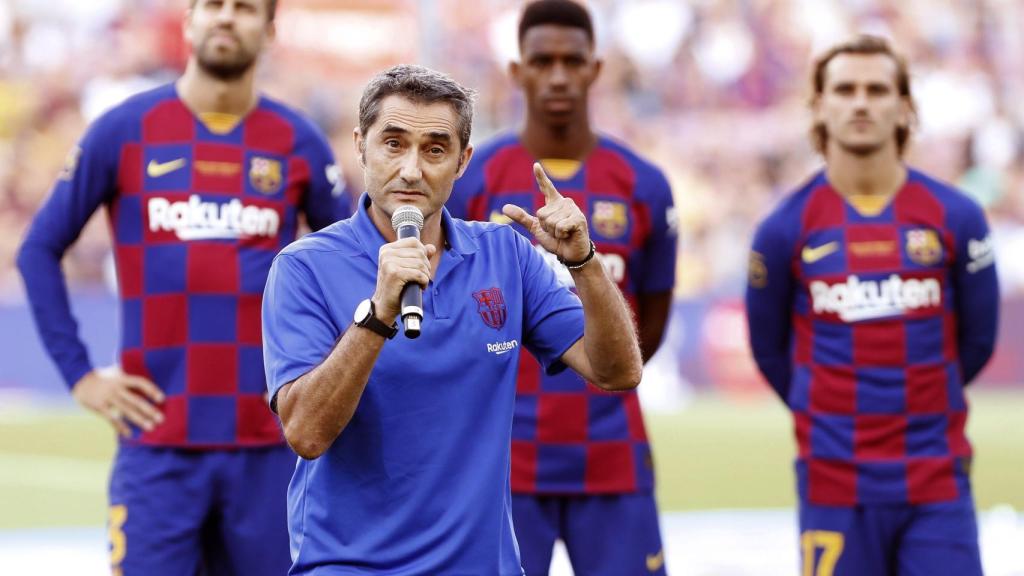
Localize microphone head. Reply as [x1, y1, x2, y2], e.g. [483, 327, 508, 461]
[391, 205, 424, 232]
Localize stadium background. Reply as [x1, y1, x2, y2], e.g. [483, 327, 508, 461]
[0, 0, 1021, 573]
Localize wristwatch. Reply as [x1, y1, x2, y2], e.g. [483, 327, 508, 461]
[353, 298, 398, 339]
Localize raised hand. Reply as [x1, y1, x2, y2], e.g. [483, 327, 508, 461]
[72, 367, 165, 437]
[502, 162, 592, 264]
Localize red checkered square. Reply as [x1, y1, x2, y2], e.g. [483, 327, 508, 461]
[794, 412, 812, 458]
[193, 143, 243, 195]
[802, 186, 846, 231]
[120, 349, 150, 379]
[907, 458, 958, 504]
[621, 392, 648, 441]
[142, 100, 194, 143]
[237, 294, 263, 345]
[946, 411, 972, 457]
[846, 225, 901, 272]
[810, 365, 856, 414]
[854, 415, 906, 459]
[906, 364, 949, 413]
[852, 320, 906, 366]
[116, 246, 144, 298]
[516, 353, 541, 394]
[236, 394, 282, 445]
[286, 156, 309, 205]
[118, 144, 143, 194]
[243, 109, 293, 155]
[893, 183, 946, 229]
[808, 459, 857, 505]
[585, 442, 636, 492]
[793, 314, 813, 364]
[187, 345, 238, 395]
[142, 295, 187, 347]
[943, 312, 957, 361]
[186, 243, 239, 293]
[537, 394, 588, 442]
[138, 396, 187, 445]
[510, 441, 537, 492]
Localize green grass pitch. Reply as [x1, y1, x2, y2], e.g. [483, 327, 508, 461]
[0, 390, 1021, 530]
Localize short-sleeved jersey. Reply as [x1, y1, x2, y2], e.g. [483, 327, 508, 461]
[448, 133, 677, 494]
[262, 195, 585, 574]
[18, 84, 351, 448]
[746, 169, 999, 506]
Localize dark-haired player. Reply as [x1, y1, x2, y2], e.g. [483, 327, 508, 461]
[746, 36, 997, 576]
[449, 1, 677, 574]
[17, 1, 350, 574]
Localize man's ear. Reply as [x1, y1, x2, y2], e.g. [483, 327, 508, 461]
[509, 60, 522, 87]
[353, 128, 366, 168]
[455, 144, 475, 179]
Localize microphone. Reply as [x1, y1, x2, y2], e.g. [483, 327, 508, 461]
[391, 206, 425, 339]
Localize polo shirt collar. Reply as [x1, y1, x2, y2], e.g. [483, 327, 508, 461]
[352, 193, 480, 265]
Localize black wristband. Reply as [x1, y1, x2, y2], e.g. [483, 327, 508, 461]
[558, 240, 597, 270]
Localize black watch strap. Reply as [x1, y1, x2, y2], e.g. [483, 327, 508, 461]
[356, 300, 398, 339]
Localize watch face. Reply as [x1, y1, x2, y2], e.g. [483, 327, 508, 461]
[354, 299, 372, 323]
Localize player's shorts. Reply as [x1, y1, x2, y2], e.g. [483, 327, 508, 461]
[799, 493, 983, 576]
[511, 492, 666, 576]
[108, 443, 295, 576]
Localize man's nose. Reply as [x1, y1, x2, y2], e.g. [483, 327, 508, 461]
[549, 62, 569, 88]
[399, 150, 423, 182]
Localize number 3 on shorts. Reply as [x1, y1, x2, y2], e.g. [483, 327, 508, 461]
[109, 504, 127, 575]
[801, 530, 844, 576]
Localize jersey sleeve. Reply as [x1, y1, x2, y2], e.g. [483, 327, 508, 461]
[513, 229, 585, 375]
[15, 116, 120, 388]
[446, 152, 487, 220]
[300, 128, 353, 231]
[637, 167, 678, 293]
[951, 200, 999, 384]
[745, 209, 797, 401]
[262, 252, 341, 406]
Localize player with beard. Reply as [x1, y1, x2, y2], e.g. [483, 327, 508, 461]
[746, 36, 997, 575]
[16, 1, 351, 574]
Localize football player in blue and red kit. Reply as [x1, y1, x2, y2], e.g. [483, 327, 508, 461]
[16, 1, 351, 574]
[746, 35, 998, 576]
[448, 2, 677, 574]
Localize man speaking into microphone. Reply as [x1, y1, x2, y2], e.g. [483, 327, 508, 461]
[261, 64, 642, 575]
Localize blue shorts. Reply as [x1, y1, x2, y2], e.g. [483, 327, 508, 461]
[799, 494, 983, 576]
[511, 493, 666, 576]
[108, 444, 295, 576]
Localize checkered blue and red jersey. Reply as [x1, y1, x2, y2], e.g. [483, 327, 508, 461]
[16, 83, 352, 449]
[448, 133, 677, 494]
[745, 168, 999, 506]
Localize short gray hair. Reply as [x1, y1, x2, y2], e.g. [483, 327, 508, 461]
[358, 64, 476, 152]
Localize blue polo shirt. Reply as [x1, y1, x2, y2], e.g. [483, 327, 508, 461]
[262, 194, 585, 575]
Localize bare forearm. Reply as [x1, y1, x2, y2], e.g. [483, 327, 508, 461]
[571, 261, 643, 390]
[277, 329, 386, 459]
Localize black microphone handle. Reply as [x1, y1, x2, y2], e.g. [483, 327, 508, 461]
[396, 224, 423, 338]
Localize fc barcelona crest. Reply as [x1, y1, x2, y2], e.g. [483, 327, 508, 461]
[905, 229, 943, 265]
[473, 288, 507, 330]
[592, 200, 628, 239]
[249, 156, 283, 195]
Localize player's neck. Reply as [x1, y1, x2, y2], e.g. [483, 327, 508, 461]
[176, 62, 259, 117]
[520, 117, 596, 161]
[825, 144, 906, 198]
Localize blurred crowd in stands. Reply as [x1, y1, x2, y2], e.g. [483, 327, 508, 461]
[1, 0, 1022, 300]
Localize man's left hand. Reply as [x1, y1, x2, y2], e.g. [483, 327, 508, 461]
[502, 162, 591, 263]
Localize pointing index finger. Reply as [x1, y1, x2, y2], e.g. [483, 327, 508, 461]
[533, 162, 562, 203]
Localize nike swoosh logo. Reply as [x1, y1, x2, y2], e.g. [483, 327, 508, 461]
[801, 241, 840, 264]
[646, 550, 665, 572]
[147, 158, 188, 178]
